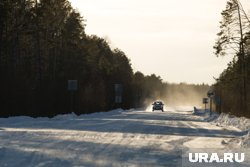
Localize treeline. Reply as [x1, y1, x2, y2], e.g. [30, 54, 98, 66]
[213, 0, 250, 117]
[131, 72, 210, 108]
[0, 0, 171, 117]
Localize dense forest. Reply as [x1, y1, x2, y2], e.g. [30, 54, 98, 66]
[213, 0, 250, 117]
[0, 0, 209, 117]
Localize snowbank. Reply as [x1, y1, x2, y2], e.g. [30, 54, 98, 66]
[53, 112, 78, 120]
[0, 108, 126, 123]
[192, 108, 208, 116]
[214, 113, 250, 131]
[192, 108, 219, 121]
[192, 108, 250, 148]
[80, 108, 125, 118]
[211, 113, 250, 148]
[213, 113, 250, 148]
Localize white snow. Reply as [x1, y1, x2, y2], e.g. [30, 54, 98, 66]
[214, 113, 250, 131]
[0, 107, 248, 166]
[192, 108, 250, 148]
[212, 112, 250, 148]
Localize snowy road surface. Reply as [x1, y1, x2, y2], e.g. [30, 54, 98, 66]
[0, 107, 244, 167]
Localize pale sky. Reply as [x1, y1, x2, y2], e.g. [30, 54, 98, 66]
[69, 0, 250, 84]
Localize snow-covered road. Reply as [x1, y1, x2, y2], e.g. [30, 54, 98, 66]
[0, 107, 245, 167]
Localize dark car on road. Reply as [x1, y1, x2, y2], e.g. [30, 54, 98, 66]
[152, 101, 164, 112]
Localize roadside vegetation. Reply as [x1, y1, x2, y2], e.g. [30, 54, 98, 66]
[213, 0, 250, 118]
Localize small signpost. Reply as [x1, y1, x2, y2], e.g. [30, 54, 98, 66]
[114, 84, 123, 106]
[202, 98, 209, 111]
[68, 80, 78, 91]
[207, 90, 215, 98]
[68, 80, 78, 112]
[207, 90, 215, 116]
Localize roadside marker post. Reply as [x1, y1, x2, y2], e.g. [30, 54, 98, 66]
[207, 90, 215, 116]
[202, 98, 209, 111]
[114, 84, 123, 108]
[68, 80, 78, 112]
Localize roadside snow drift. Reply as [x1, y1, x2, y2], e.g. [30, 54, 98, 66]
[192, 108, 250, 148]
[213, 113, 250, 148]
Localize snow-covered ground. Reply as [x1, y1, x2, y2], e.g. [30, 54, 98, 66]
[0, 107, 249, 166]
[212, 112, 250, 148]
[192, 107, 250, 149]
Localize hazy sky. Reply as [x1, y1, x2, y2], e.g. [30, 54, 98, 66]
[69, 0, 250, 84]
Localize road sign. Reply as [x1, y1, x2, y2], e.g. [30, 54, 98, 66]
[214, 95, 221, 105]
[207, 90, 215, 98]
[68, 80, 77, 112]
[203, 98, 208, 104]
[115, 84, 123, 103]
[115, 96, 122, 103]
[68, 80, 78, 91]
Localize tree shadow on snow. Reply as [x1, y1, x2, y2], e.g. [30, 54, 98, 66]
[0, 134, 183, 167]
[0, 118, 245, 138]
